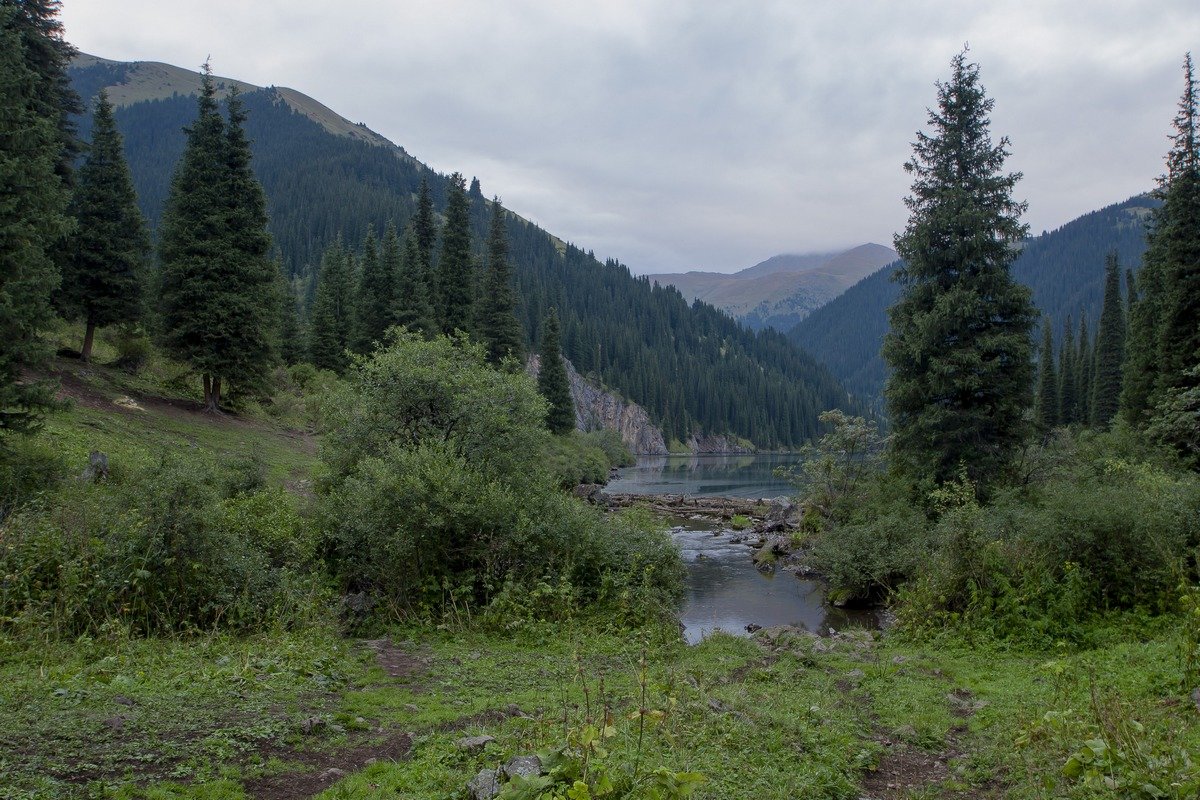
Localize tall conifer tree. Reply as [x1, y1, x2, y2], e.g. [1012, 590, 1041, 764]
[883, 51, 1034, 487]
[352, 226, 391, 352]
[1058, 317, 1078, 425]
[478, 197, 523, 365]
[1035, 317, 1058, 434]
[1124, 54, 1200, 424]
[308, 238, 355, 372]
[60, 90, 149, 362]
[214, 86, 277, 400]
[537, 309, 574, 435]
[413, 175, 436, 285]
[0, 7, 72, 434]
[437, 172, 473, 334]
[1076, 314, 1093, 424]
[1091, 251, 1126, 427]
[158, 64, 230, 410]
[393, 226, 437, 336]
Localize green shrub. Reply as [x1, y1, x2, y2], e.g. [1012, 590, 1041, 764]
[0, 437, 66, 520]
[0, 452, 320, 636]
[106, 328, 152, 373]
[318, 334, 683, 625]
[580, 428, 635, 467]
[542, 433, 611, 488]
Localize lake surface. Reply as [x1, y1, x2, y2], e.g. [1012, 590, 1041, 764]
[606, 453, 805, 498]
[671, 520, 876, 644]
[611, 454, 877, 644]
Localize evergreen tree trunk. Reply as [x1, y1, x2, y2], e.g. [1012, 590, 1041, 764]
[81, 320, 96, 363]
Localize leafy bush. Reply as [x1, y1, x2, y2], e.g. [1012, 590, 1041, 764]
[318, 334, 683, 624]
[0, 452, 318, 636]
[0, 437, 66, 520]
[580, 428, 635, 467]
[542, 433, 611, 488]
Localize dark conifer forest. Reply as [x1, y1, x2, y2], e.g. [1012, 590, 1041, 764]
[65, 63, 857, 447]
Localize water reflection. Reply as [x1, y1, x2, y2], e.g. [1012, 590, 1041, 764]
[607, 453, 803, 498]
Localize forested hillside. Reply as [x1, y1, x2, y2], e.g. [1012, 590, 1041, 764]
[789, 194, 1158, 405]
[67, 57, 855, 448]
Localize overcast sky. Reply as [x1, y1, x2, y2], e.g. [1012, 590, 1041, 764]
[61, 1, 1198, 274]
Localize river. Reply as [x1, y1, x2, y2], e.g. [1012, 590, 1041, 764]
[610, 454, 876, 644]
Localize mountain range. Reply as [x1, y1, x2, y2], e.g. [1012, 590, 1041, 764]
[646, 243, 897, 332]
[789, 194, 1157, 407]
[66, 53, 857, 450]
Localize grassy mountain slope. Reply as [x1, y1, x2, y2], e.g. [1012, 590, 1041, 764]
[66, 55, 856, 448]
[789, 195, 1158, 406]
[648, 243, 897, 332]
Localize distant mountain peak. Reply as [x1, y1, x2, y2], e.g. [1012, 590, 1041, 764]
[72, 52, 397, 150]
[646, 243, 897, 331]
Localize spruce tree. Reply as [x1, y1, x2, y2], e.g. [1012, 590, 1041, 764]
[59, 90, 149, 362]
[437, 172, 473, 334]
[537, 309, 574, 435]
[308, 239, 355, 372]
[883, 51, 1034, 487]
[478, 197, 524, 365]
[1076, 314, 1093, 425]
[1092, 252, 1126, 427]
[352, 226, 391, 352]
[160, 77, 276, 409]
[1035, 317, 1059, 434]
[413, 174, 436, 284]
[1124, 54, 1200, 424]
[1058, 317, 1078, 425]
[0, 7, 72, 435]
[392, 226, 436, 336]
[276, 264, 304, 366]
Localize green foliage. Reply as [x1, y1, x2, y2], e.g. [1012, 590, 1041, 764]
[59, 89, 149, 361]
[784, 410, 881, 521]
[1058, 316, 1079, 425]
[542, 433, 611, 488]
[317, 332, 682, 621]
[1125, 55, 1200, 427]
[437, 171, 474, 334]
[1035, 317, 1059, 433]
[1091, 251, 1127, 428]
[351, 225, 391, 353]
[538, 308, 575, 435]
[884, 51, 1035, 488]
[158, 70, 276, 408]
[580, 428, 635, 467]
[0, 451, 318, 636]
[479, 197, 524, 366]
[0, 7, 72, 436]
[391, 223, 436, 337]
[307, 238, 355, 372]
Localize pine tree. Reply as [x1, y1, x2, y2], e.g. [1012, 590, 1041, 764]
[158, 65, 228, 409]
[159, 78, 276, 409]
[58, 90, 149, 362]
[413, 174, 436, 281]
[1058, 317, 1078, 425]
[1124, 54, 1200, 424]
[1035, 317, 1059, 434]
[276, 264, 304, 366]
[0, 7, 72, 435]
[308, 238, 355, 372]
[352, 226, 391, 352]
[393, 226, 437, 336]
[537, 309, 574, 435]
[883, 51, 1034, 487]
[1076, 314, 1093, 425]
[437, 172, 473, 334]
[1092, 251, 1126, 427]
[478, 197, 524, 365]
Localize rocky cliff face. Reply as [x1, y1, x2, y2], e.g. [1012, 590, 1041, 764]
[529, 358, 762, 455]
[528, 355, 667, 454]
[565, 362, 668, 455]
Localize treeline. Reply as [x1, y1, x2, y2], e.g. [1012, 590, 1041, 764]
[64, 60, 857, 448]
[789, 194, 1159, 406]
